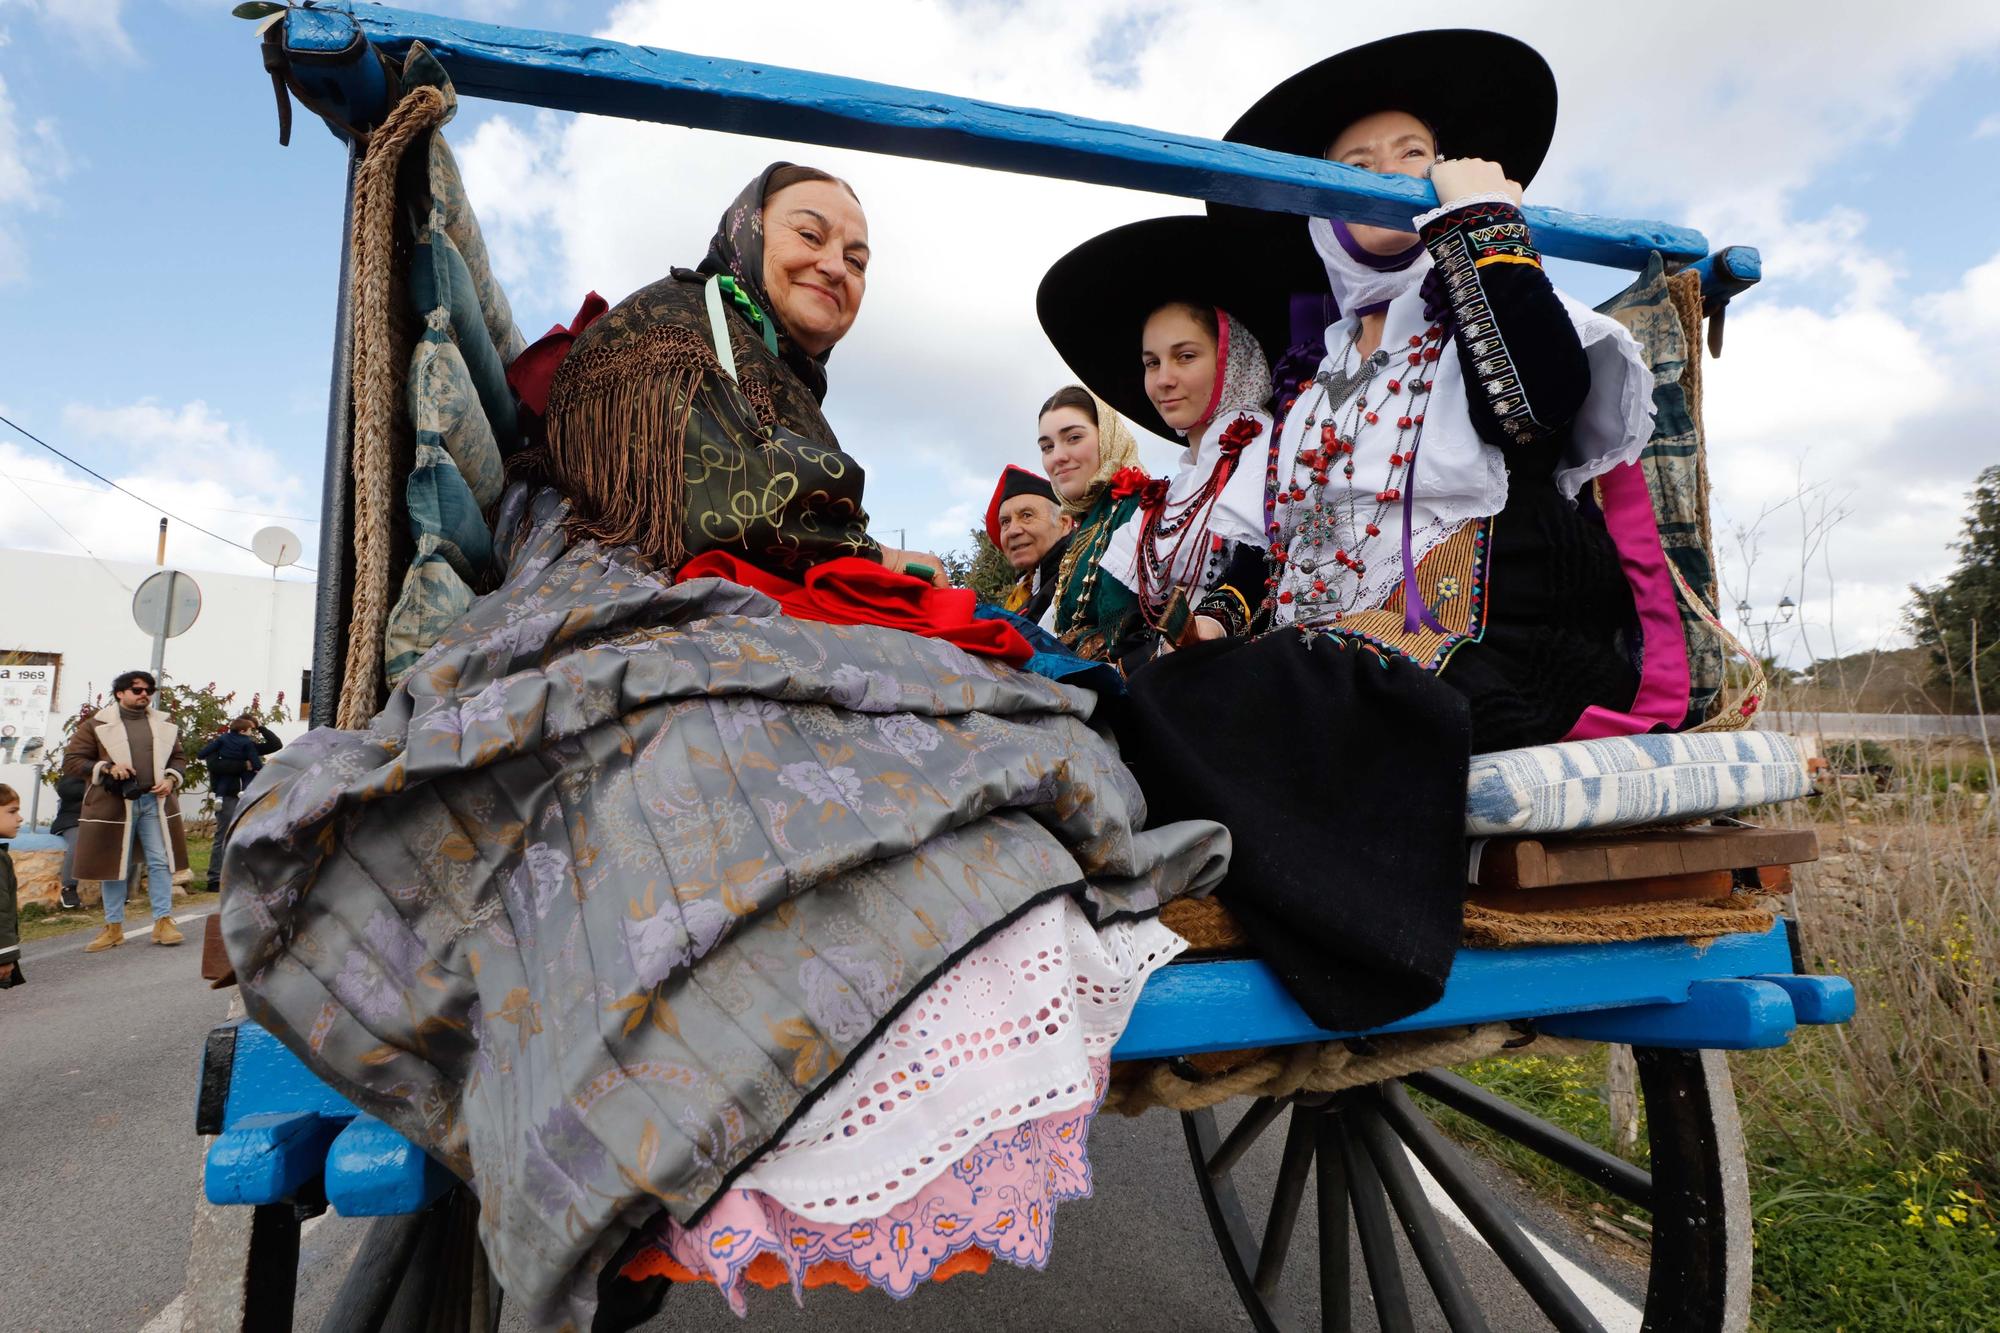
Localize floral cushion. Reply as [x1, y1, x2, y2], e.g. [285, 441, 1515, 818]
[1465, 730, 1812, 836]
[408, 232, 511, 509]
[380, 59, 526, 689]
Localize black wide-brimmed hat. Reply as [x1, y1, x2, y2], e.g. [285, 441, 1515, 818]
[1037, 215, 1290, 442]
[1210, 30, 1558, 294]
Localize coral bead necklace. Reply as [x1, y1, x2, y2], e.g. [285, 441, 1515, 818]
[1132, 412, 1263, 628]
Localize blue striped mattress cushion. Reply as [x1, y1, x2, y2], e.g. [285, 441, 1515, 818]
[1465, 731, 1812, 836]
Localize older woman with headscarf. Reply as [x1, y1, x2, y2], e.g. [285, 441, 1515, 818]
[223, 162, 1227, 1327]
[511, 163, 962, 594]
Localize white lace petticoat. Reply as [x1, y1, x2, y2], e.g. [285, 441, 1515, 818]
[726, 894, 1185, 1220]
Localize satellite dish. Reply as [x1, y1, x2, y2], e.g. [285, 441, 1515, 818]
[252, 525, 303, 569]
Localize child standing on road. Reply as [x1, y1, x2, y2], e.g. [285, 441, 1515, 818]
[0, 783, 25, 988]
[198, 715, 275, 893]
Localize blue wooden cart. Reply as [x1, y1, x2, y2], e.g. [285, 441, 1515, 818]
[196, 7, 1849, 1330]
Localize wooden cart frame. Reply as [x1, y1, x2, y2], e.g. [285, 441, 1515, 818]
[194, 7, 1842, 1330]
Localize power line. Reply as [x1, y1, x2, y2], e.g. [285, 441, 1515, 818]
[0, 410, 317, 575]
[0, 470, 135, 593]
[0, 471, 321, 525]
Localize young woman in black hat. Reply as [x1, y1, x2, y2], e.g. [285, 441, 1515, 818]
[1117, 32, 1662, 1033]
[1036, 217, 1287, 665]
[1213, 29, 1659, 752]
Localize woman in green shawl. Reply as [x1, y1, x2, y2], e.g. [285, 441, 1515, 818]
[1034, 384, 1149, 663]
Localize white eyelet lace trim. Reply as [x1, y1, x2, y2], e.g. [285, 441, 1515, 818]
[728, 895, 1184, 1221]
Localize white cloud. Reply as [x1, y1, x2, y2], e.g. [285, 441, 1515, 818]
[0, 401, 317, 580]
[1976, 112, 2000, 139]
[1916, 247, 2000, 336]
[1702, 241, 2000, 662]
[62, 399, 296, 498]
[0, 73, 68, 284]
[451, 0, 2000, 650]
[0, 0, 134, 62]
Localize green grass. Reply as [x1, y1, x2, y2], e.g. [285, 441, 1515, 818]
[1450, 1045, 2000, 1331]
[16, 833, 215, 942]
[1417, 1049, 1648, 1218]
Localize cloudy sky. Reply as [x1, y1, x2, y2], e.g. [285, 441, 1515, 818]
[2, 0, 1997, 667]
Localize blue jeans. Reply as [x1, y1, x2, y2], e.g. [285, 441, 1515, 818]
[101, 793, 175, 924]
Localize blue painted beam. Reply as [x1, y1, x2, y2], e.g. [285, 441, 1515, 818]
[326, 1116, 456, 1216]
[281, 6, 391, 143]
[1749, 972, 1856, 1025]
[205, 1110, 346, 1206]
[315, 4, 1707, 270]
[1687, 245, 1761, 304]
[1539, 978, 1797, 1050]
[222, 1021, 363, 1127]
[1112, 922, 1798, 1059]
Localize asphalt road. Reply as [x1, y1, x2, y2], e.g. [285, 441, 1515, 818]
[1, 914, 1647, 1332]
[1, 907, 231, 1333]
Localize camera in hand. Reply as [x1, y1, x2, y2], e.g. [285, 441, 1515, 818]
[101, 770, 148, 801]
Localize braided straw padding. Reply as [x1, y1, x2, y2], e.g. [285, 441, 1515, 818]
[336, 84, 451, 729]
[1158, 896, 1247, 951]
[1462, 892, 1774, 948]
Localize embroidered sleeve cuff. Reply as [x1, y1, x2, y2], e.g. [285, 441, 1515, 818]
[1419, 199, 1542, 277]
[1194, 586, 1252, 638]
[1413, 193, 1528, 234]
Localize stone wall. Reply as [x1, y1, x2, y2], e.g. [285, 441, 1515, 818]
[13, 846, 189, 911]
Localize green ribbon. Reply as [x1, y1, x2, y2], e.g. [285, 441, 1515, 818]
[716, 275, 781, 357]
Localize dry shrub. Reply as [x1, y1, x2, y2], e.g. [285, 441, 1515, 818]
[1737, 733, 2000, 1186]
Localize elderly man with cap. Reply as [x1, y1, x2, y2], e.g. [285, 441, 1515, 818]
[987, 465, 1074, 621]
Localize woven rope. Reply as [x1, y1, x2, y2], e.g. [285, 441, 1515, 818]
[1104, 1023, 1515, 1116]
[336, 84, 451, 729]
[1673, 560, 1769, 733]
[1667, 269, 1713, 559]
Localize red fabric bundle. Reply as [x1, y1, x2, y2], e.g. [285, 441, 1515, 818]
[505, 291, 610, 438]
[677, 551, 1033, 666]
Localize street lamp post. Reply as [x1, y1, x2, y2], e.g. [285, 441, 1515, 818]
[1735, 595, 1796, 661]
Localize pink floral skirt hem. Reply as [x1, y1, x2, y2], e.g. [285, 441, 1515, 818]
[633, 1056, 1109, 1314]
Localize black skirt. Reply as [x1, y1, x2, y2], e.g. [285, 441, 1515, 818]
[1444, 475, 1642, 754]
[1119, 630, 1471, 1031]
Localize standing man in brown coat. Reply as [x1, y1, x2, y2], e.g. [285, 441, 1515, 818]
[63, 670, 192, 952]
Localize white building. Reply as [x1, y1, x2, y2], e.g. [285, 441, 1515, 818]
[0, 546, 316, 820]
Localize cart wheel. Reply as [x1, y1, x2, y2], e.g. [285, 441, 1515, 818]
[317, 1187, 502, 1333]
[1181, 1047, 1750, 1332]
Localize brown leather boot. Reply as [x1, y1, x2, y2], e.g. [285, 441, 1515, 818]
[152, 916, 185, 947]
[85, 922, 125, 953]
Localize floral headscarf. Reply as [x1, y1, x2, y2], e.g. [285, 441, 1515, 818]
[697, 161, 837, 403]
[1191, 309, 1274, 438]
[1060, 390, 1145, 518]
